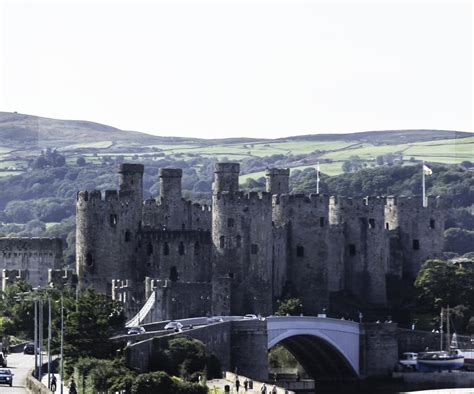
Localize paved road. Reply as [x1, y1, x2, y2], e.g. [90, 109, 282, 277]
[1, 352, 34, 393]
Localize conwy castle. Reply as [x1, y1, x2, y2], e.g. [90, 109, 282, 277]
[0, 163, 445, 319]
[75, 163, 444, 319]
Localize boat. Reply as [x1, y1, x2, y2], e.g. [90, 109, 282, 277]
[399, 352, 418, 370]
[450, 333, 474, 370]
[416, 307, 464, 372]
[416, 350, 464, 372]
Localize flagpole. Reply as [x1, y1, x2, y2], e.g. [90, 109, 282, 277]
[422, 161, 426, 208]
[316, 162, 320, 194]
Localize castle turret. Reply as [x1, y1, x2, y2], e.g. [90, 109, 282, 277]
[266, 168, 290, 195]
[213, 163, 240, 193]
[160, 168, 182, 201]
[119, 163, 144, 203]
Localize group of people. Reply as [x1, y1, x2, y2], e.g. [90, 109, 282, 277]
[234, 377, 278, 393]
[49, 375, 76, 394]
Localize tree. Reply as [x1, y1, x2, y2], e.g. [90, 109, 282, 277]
[415, 259, 474, 332]
[64, 288, 125, 364]
[76, 156, 86, 166]
[274, 298, 303, 316]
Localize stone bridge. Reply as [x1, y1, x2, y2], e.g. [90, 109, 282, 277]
[125, 316, 399, 381]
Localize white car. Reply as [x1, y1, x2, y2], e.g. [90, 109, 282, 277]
[206, 316, 224, 324]
[164, 321, 183, 331]
[127, 326, 146, 335]
[244, 314, 258, 319]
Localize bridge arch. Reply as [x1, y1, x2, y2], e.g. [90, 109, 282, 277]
[267, 317, 360, 378]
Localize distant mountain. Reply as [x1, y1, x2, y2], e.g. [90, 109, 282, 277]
[0, 111, 471, 150]
[0, 112, 193, 148]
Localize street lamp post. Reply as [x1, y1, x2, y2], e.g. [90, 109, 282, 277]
[34, 299, 38, 379]
[60, 292, 64, 394]
[47, 295, 52, 389]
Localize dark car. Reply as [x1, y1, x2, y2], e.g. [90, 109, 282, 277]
[0, 368, 13, 387]
[23, 342, 35, 354]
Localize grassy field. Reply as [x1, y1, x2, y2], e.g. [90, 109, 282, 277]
[61, 140, 114, 150]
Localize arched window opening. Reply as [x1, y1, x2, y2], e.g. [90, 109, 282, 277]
[109, 214, 117, 227]
[85, 253, 93, 266]
[220, 236, 225, 249]
[163, 242, 170, 256]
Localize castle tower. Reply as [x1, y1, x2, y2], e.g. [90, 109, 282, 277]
[160, 168, 182, 201]
[265, 168, 290, 195]
[119, 163, 144, 203]
[271, 193, 340, 314]
[77, 165, 145, 294]
[329, 196, 388, 305]
[385, 196, 445, 278]
[211, 163, 273, 316]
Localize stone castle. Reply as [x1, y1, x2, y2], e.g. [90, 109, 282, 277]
[75, 163, 445, 320]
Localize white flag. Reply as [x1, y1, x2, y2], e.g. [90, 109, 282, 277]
[423, 164, 432, 176]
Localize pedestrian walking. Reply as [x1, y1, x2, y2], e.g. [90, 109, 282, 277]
[69, 377, 77, 394]
[235, 377, 240, 392]
[50, 375, 57, 392]
[244, 378, 249, 391]
[271, 385, 277, 393]
[261, 382, 267, 393]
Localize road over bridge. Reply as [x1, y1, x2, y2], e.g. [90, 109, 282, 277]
[125, 316, 398, 381]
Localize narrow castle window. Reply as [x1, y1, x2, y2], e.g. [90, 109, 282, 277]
[430, 219, 435, 229]
[169, 266, 179, 282]
[109, 214, 117, 227]
[147, 243, 153, 256]
[296, 246, 304, 258]
[125, 230, 131, 242]
[349, 244, 356, 256]
[320, 217, 325, 227]
[163, 242, 170, 256]
[236, 235, 242, 248]
[179, 242, 185, 256]
[413, 239, 420, 250]
[194, 241, 200, 256]
[369, 219, 376, 229]
[219, 236, 225, 249]
[386, 223, 390, 230]
[251, 244, 259, 254]
[85, 253, 93, 266]
[227, 218, 235, 227]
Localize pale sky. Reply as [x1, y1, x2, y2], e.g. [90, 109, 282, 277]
[0, 0, 472, 139]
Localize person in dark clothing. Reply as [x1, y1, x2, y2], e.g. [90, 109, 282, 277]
[235, 377, 240, 392]
[69, 378, 77, 394]
[50, 375, 57, 392]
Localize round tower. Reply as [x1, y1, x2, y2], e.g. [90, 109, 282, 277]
[265, 168, 290, 194]
[159, 168, 182, 201]
[118, 163, 144, 202]
[213, 163, 240, 193]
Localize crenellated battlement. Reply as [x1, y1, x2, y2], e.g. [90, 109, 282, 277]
[386, 195, 443, 209]
[330, 196, 386, 209]
[273, 193, 330, 206]
[214, 190, 272, 204]
[265, 168, 290, 176]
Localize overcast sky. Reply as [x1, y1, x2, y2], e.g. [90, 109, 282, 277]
[0, 0, 472, 139]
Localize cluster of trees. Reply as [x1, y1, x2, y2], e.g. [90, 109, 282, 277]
[0, 283, 212, 393]
[415, 259, 474, 333]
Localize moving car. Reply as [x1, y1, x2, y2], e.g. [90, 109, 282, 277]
[127, 326, 146, 335]
[164, 321, 183, 332]
[0, 368, 13, 387]
[23, 343, 35, 355]
[206, 316, 224, 324]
